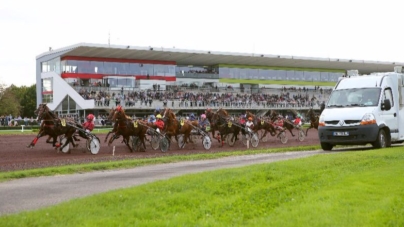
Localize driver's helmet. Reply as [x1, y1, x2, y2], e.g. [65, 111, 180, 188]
[116, 105, 122, 111]
[278, 115, 283, 119]
[156, 114, 162, 119]
[206, 108, 211, 112]
[297, 114, 301, 118]
[248, 117, 253, 121]
[87, 114, 94, 121]
[201, 114, 206, 119]
[150, 115, 156, 120]
[190, 113, 195, 117]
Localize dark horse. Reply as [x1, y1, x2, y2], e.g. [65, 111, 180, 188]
[305, 108, 319, 136]
[209, 108, 242, 147]
[27, 104, 82, 152]
[246, 111, 276, 140]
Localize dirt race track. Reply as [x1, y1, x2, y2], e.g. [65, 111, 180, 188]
[0, 131, 320, 172]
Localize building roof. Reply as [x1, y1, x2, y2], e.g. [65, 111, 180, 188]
[37, 43, 404, 74]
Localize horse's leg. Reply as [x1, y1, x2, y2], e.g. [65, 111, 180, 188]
[27, 130, 47, 148]
[305, 126, 312, 136]
[125, 135, 133, 152]
[139, 134, 147, 151]
[104, 131, 112, 143]
[288, 125, 295, 137]
[108, 133, 118, 146]
[46, 135, 54, 144]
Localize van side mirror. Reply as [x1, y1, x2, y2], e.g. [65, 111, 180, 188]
[381, 99, 391, 110]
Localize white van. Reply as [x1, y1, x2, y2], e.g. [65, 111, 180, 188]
[318, 67, 404, 150]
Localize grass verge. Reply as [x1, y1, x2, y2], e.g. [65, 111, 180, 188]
[0, 145, 320, 182]
[1, 147, 403, 226]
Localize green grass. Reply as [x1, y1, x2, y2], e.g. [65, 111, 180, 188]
[219, 64, 346, 73]
[1, 147, 403, 226]
[219, 78, 336, 86]
[0, 145, 320, 182]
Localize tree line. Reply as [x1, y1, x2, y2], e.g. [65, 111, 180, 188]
[0, 82, 37, 118]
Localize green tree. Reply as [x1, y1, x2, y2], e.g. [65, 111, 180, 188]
[20, 85, 37, 117]
[0, 88, 20, 116]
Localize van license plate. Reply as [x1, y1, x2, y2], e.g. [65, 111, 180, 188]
[333, 132, 349, 136]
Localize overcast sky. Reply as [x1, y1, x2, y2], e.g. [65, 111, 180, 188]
[1, 0, 404, 87]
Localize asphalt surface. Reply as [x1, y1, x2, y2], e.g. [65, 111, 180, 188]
[0, 150, 330, 216]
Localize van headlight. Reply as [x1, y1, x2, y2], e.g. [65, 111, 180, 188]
[319, 114, 325, 127]
[360, 113, 376, 125]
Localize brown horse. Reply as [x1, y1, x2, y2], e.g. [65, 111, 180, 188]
[104, 107, 119, 143]
[27, 104, 80, 152]
[108, 106, 136, 152]
[163, 108, 197, 148]
[305, 108, 319, 136]
[246, 111, 276, 140]
[131, 119, 158, 151]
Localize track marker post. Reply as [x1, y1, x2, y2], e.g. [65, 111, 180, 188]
[113, 146, 115, 156]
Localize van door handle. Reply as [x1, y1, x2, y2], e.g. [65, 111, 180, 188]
[394, 113, 397, 117]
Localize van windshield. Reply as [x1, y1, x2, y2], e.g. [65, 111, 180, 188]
[327, 88, 381, 107]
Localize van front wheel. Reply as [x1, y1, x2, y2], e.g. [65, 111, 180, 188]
[321, 142, 333, 151]
[372, 129, 387, 149]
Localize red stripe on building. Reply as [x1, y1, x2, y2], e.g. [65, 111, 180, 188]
[42, 91, 53, 95]
[61, 56, 176, 65]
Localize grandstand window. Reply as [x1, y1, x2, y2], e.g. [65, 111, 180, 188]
[294, 71, 303, 81]
[238, 69, 247, 79]
[219, 67, 230, 78]
[320, 72, 329, 81]
[259, 69, 269, 79]
[90, 61, 104, 73]
[41, 62, 50, 72]
[167, 65, 176, 76]
[153, 64, 165, 76]
[285, 70, 294, 80]
[129, 63, 141, 75]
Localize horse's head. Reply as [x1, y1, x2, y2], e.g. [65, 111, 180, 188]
[107, 108, 115, 120]
[35, 104, 52, 121]
[113, 106, 127, 122]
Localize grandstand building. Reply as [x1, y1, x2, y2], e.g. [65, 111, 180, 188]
[36, 43, 403, 119]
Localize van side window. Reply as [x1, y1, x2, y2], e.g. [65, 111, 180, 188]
[383, 88, 394, 107]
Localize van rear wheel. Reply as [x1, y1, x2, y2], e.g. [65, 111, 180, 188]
[372, 129, 388, 148]
[321, 142, 333, 151]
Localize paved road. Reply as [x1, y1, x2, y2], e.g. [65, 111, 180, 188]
[0, 150, 330, 216]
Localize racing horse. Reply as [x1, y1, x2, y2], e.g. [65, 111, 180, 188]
[131, 119, 158, 151]
[27, 104, 80, 151]
[162, 108, 197, 148]
[108, 106, 136, 152]
[305, 108, 319, 136]
[269, 110, 297, 137]
[209, 108, 242, 147]
[245, 111, 277, 140]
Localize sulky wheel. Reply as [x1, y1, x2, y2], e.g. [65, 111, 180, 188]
[151, 134, 160, 150]
[160, 137, 170, 152]
[226, 133, 236, 147]
[298, 129, 305, 142]
[60, 136, 70, 154]
[131, 136, 140, 153]
[241, 133, 248, 146]
[88, 136, 100, 154]
[280, 131, 288, 144]
[177, 134, 185, 149]
[202, 135, 212, 150]
[251, 133, 259, 148]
